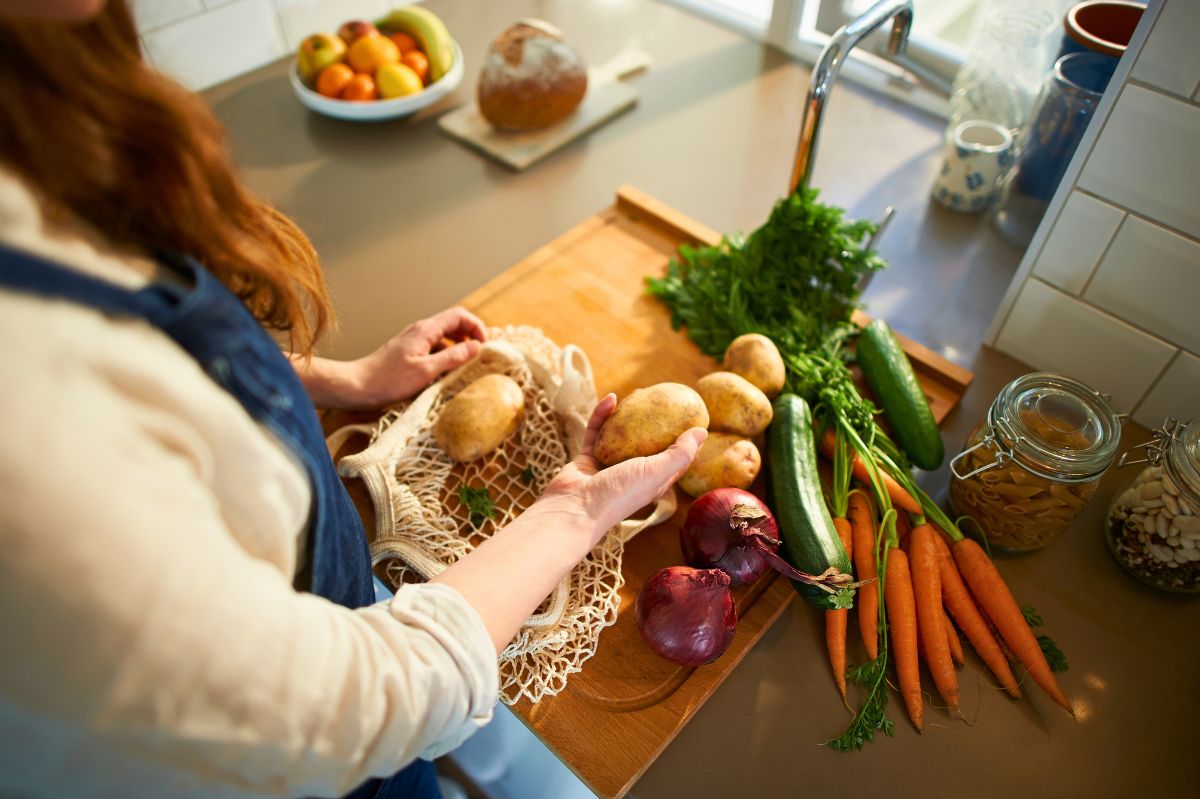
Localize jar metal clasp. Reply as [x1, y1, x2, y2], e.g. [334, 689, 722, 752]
[1117, 417, 1184, 468]
[949, 427, 1016, 480]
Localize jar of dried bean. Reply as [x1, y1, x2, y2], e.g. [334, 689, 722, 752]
[948, 373, 1121, 552]
[1106, 418, 1200, 593]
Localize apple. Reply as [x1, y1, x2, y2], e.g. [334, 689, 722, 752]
[297, 33, 346, 83]
[337, 19, 378, 45]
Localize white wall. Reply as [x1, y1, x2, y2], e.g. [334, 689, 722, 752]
[987, 0, 1200, 428]
[130, 0, 420, 91]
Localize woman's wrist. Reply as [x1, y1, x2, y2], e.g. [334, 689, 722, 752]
[289, 355, 372, 410]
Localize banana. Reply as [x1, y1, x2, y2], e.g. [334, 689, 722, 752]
[377, 5, 454, 82]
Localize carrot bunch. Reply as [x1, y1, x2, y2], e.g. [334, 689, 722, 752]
[819, 426, 1073, 749]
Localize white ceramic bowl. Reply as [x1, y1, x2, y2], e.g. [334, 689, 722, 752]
[289, 40, 464, 122]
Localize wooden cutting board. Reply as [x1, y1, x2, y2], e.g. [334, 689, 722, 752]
[449, 186, 973, 798]
[438, 49, 650, 170]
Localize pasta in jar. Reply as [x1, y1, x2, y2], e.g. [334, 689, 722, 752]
[947, 373, 1120, 553]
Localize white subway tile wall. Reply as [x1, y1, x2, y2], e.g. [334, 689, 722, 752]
[1129, 0, 1200, 99]
[129, 0, 204, 33]
[133, 0, 418, 91]
[991, 0, 1200, 426]
[1031, 190, 1124, 295]
[275, 0, 390, 51]
[1084, 216, 1200, 354]
[994, 279, 1175, 412]
[1076, 84, 1200, 242]
[1133, 352, 1200, 429]
[140, 0, 286, 91]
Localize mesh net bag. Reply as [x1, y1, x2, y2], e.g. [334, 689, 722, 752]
[330, 326, 675, 704]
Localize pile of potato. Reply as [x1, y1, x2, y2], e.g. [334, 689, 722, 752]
[593, 333, 785, 497]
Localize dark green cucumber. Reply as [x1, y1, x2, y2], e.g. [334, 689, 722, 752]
[857, 319, 945, 470]
[767, 394, 851, 610]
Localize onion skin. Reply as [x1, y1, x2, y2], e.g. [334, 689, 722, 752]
[680, 488, 780, 586]
[635, 566, 738, 667]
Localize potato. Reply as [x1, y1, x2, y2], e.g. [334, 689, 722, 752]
[723, 333, 786, 399]
[696, 371, 772, 437]
[593, 382, 709, 466]
[678, 433, 761, 497]
[433, 373, 525, 462]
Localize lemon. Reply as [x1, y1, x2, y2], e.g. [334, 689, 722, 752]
[376, 63, 423, 99]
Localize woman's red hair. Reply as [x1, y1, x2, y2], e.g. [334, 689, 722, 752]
[0, 0, 333, 354]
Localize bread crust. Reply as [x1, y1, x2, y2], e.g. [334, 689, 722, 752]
[477, 21, 587, 131]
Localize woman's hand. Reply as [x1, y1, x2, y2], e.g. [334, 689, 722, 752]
[431, 394, 705, 653]
[533, 394, 707, 545]
[292, 307, 487, 410]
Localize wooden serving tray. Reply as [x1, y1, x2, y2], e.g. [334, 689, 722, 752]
[448, 186, 972, 798]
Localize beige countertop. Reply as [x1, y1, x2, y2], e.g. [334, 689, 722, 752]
[205, 1, 1198, 796]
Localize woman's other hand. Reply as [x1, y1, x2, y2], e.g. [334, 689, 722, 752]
[293, 307, 487, 410]
[534, 394, 707, 545]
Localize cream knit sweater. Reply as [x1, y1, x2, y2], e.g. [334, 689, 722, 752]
[0, 170, 497, 799]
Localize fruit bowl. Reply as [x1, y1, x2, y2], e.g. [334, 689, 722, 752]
[289, 39, 463, 122]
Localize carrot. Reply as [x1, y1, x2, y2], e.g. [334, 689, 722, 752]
[930, 532, 1021, 698]
[894, 511, 912, 543]
[952, 538, 1073, 714]
[820, 430, 920, 514]
[847, 492, 879, 659]
[885, 546, 923, 732]
[909, 524, 959, 713]
[944, 610, 964, 665]
[826, 517, 854, 700]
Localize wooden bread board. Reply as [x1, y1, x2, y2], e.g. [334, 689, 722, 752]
[446, 186, 973, 798]
[438, 49, 650, 170]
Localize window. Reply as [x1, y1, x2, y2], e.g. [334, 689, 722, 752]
[659, 0, 997, 117]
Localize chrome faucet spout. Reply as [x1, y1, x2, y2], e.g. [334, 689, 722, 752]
[789, 0, 914, 193]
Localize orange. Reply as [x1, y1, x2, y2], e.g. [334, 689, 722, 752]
[340, 73, 377, 101]
[347, 33, 399, 74]
[387, 31, 419, 54]
[315, 62, 355, 99]
[400, 50, 429, 84]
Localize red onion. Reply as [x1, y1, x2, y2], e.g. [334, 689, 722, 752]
[680, 488, 779, 586]
[680, 487, 859, 594]
[635, 566, 737, 667]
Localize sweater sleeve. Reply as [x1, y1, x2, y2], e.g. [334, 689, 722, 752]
[0, 296, 498, 798]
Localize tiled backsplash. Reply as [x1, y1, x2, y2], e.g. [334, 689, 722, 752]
[131, 0, 417, 91]
[988, 0, 1200, 429]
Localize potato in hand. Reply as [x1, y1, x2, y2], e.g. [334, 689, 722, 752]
[593, 383, 709, 466]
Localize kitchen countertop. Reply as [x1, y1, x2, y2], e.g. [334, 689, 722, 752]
[204, 1, 1199, 796]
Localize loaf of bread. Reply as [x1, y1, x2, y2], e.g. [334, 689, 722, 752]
[477, 20, 587, 131]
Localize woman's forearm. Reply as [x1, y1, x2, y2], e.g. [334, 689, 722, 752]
[289, 354, 369, 410]
[430, 501, 599, 653]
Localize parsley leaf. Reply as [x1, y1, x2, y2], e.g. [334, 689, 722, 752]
[458, 485, 496, 530]
[1022, 604, 1068, 672]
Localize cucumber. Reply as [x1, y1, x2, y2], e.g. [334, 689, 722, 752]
[767, 394, 852, 610]
[857, 319, 945, 470]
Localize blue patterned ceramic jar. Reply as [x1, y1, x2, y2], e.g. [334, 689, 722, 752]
[931, 120, 1015, 213]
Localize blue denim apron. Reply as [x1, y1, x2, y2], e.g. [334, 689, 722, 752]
[0, 244, 439, 799]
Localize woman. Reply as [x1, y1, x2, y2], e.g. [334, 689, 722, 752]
[0, 2, 705, 797]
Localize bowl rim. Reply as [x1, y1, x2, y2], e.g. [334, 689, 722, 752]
[290, 39, 464, 120]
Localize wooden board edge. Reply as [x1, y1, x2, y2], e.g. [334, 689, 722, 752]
[458, 210, 617, 311]
[615, 185, 722, 248]
[607, 577, 796, 799]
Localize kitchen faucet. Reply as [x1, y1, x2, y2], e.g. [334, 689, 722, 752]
[789, 0, 915, 193]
